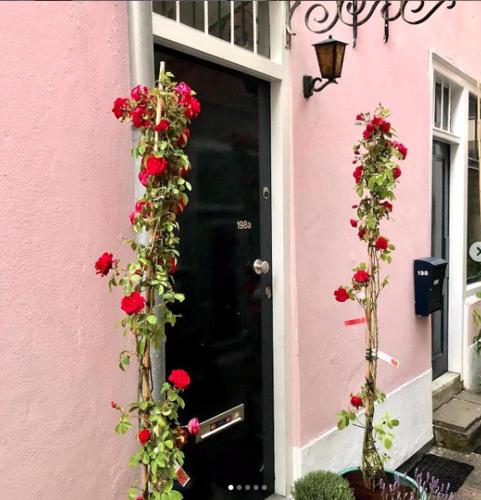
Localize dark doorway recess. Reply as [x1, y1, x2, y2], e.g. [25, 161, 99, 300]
[154, 45, 274, 499]
[431, 140, 450, 380]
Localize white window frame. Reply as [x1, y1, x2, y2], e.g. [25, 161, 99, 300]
[152, 3, 293, 497]
[431, 52, 479, 380]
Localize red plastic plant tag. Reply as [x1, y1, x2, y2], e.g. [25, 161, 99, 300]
[344, 317, 367, 327]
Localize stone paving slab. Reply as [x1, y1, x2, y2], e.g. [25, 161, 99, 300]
[434, 398, 481, 432]
[458, 391, 481, 406]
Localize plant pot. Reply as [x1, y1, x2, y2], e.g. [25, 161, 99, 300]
[339, 466, 426, 499]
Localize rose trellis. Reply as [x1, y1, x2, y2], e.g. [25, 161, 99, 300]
[333, 106, 408, 490]
[95, 65, 200, 500]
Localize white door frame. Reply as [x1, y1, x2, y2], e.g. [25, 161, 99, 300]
[149, 3, 293, 496]
[430, 52, 478, 382]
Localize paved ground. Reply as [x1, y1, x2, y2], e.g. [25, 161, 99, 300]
[430, 446, 481, 498]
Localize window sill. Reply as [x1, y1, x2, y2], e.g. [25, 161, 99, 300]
[433, 127, 461, 144]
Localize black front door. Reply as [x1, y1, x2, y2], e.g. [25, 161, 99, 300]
[154, 46, 274, 499]
[431, 141, 450, 379]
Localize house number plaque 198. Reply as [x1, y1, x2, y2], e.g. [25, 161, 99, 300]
[237, 220, 252, 230]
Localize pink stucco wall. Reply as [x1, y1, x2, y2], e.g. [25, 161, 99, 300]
[0, 2, 136, 498]
[290, 1, 481, 447]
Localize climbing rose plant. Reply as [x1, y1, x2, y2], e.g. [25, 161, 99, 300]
[334, 106, 407, 490]
[95, 70, 200, 500]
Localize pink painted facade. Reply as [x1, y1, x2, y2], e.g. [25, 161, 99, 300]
[2, 1, 481, 498]
[0, 2, 136, 498]
[289, 0, 481, 449]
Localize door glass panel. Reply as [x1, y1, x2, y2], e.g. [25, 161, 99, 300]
[257, 1, 270, 57]
[208, 1, 231, 42]
[442, 85, 450, 131]
[152, 1, 176, 20]
[180, 1, 205, 31]
[234, 1, 254, 51]
[434, 82, 442, 128]
[154, 46, 273, 500]
[467, 94, 481, 284]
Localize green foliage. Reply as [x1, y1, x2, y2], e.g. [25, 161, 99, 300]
[335, 106, 407, 489]
[101, 71, 201, 499]
[291, 471, 355, 500]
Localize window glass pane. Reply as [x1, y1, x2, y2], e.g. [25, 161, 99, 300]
[467, 164, 481, 283]
[434, 82, 442, 128]
[469, 94, 479, 162]
[257, 1, 270, 57]
[180, 1, 204, 31]
[442, 85, 450, 131]
[153, 1, 176, 20]
[234, 1, 254, 51]
[208, 1, 231, 42]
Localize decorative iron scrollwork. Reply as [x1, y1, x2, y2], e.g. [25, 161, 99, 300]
[287, 0, 456, 48]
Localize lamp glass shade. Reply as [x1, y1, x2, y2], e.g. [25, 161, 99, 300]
[313, 37, 347, 80]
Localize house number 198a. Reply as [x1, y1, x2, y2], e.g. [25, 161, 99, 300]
[237, 220, 252, 230]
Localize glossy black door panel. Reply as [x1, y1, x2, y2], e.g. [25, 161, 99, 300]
[431, 141, 450, 379]
[154, 46, 274, 499]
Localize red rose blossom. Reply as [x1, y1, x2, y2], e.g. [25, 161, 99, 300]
[375, 236, 389, 251]
[334, 287, 349, 302]
[353, 166, 363, 184]
[356, 113, 364, 121]
[350, 219, 358, 228]
[358, 227, 367, 240]
[176, 198, 186, 214]
[131, 106, 146, 128]
[187, 417, 200, 436]
[353, 270, 370, 283]
[138, 170, 149, 187]
[111, 400, 118, 409]
[95, 252, 114, 276]
[129, 211, 137, 225]
[138, 428, 151, 445]
[174, 82, 192, 97]
[168, 257, 177, 274]
[168, 369, 191, 390]
[131, 84, 148, 101]
[381, 121, 391, 134]
[112, 97, 128, 119]
[145, 156, 168, 176]
[363, 124, 374, 140]
[392, 140, 408, 160]
[154, 119, 170, 133]
[381, 200, 393, 212]
[392, 166, 402, 179]
[351, 395, 363, 409]
[121, 291, 145, 315]
[177, 127, 191, 147]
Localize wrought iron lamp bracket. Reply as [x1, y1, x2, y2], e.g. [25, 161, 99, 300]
[303, 76, 337, 99]
[286, 0, 456, 49]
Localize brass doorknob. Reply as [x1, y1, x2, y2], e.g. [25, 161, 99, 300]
[253, 259, 270, 275]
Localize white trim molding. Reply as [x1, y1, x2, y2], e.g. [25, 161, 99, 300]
[431, 52, 471, 378]
[292, 370, 433, 478]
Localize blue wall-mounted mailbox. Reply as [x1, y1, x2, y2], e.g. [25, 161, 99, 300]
[414, 257, 448, 316]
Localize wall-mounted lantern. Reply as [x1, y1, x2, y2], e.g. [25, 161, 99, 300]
[303, 35, 348, 98]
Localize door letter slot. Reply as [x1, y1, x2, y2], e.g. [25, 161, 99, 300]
[195, 404, 245, 443]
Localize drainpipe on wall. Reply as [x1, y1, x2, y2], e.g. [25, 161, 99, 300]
[127, 1, 165, 397]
